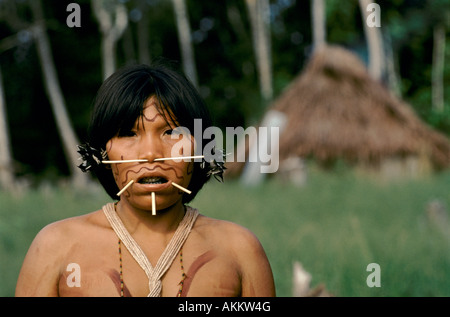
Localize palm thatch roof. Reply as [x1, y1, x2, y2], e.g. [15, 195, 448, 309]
[227, 45, 450, 177]
[275, 45, 450, 168]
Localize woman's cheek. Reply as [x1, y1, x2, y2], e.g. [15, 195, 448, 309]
[182, 162, 194, 187]
[108, 166, 123, 191]
[164, 132, 195, 157]
[107, 138, 129, 160]
[187, 162, 194, 176]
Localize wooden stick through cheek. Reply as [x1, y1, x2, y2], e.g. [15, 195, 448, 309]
[116, 180, 134, 196]
[171, 182, 192, 194]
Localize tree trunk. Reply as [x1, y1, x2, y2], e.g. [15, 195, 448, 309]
[311, 0, 326, 51]
[91, 0, 128, 80]
[102, 29, 116, 79]
[359, 0, 384, 81]
[432, 24, 445, 112]
[246, 0, 273, 103]
[226, 4, 248, 42]
[122, 26, 136, 65]
[384, 29, 402, 97]
[0, 66, 16, 191]
[137, 4, 151, 65]
[30, 0, 89, 187]
[172, 0, 198, 88]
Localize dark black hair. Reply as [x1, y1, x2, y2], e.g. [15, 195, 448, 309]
[88, 63, 213, 203]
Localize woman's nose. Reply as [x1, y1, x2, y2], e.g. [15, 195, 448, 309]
[138, 133, 164, 162]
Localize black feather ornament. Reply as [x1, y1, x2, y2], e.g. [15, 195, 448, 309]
[201, 149, 228, 182]
[76, 143, 108, 172]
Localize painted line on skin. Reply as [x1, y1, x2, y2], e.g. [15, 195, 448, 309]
[108, 270, 132, 297]
[179, 250, 216, 297]
[123, 165, 184, 185]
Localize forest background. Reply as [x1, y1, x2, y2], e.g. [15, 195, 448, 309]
[0, 0, 449, 183]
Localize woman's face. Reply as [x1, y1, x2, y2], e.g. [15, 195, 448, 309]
[106, 96, 194, 212]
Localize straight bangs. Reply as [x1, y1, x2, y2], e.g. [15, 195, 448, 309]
[89, 71, 150, 148]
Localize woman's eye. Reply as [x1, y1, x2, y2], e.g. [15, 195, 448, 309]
[164, 128, 185, 138]
[118, 130, 137, 138]
[165, 128, 182, 136]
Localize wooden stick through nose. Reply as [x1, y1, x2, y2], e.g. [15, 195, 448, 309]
[102, 155, 204, 164]
[103, 159, 148, 164]
[154, 155, 204, 162]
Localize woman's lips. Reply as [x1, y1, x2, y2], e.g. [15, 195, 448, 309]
[138, 176, 168, 185]
[121, 165, 184, 193]
[133, 179, 172, 192]
[132, 173, 172, 192]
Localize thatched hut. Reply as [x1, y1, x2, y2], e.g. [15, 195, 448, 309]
[227, 45, 450, 181]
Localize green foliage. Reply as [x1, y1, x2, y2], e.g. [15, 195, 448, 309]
[326, 0, 362, 46]
[2, 168, 449, 297]
[194, 167, 450, 297]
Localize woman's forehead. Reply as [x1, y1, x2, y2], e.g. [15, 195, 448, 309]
[140, 96, 178, 126]
[142, 97, 162, 118]
[143, 96, 161, 112]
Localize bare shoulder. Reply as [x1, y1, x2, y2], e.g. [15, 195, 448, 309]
[32, 209, 107, 247]
[15, 209, 106, 296]
[194, 214, 264, 252]
[193, 213, 276, 296]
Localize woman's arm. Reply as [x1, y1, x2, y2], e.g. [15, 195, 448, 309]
[15, 223, 64, 297]
[231, 226, 276, 297]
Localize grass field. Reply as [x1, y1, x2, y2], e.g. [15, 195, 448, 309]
[1, 166, 449, 297]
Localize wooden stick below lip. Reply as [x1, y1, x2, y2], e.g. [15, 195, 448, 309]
[151, 192, 156, 216]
